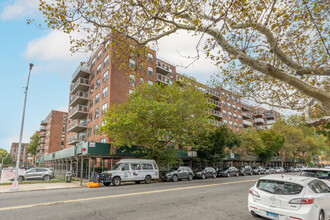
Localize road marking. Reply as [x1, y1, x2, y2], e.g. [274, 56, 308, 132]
[0, 179, 257, 211]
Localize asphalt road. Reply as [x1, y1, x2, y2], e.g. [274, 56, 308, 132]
[0, 174, 288, 220]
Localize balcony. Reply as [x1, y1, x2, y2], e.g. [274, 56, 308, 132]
[67, 134, 86, 145]
[70, 91, 89, 107]
[209, 99, 221, 109]
[40, 120, 47, 126]
[38, 138, 45, 144]
[242, 112, 252, 119]
[39, 132, 46, 138]
[69, 105, 88, 119]
[210, 110, 222, 118]
[241, 103, 250, 111]
[253, 110, 264, 117]
[255, 126, 266, 130]
[68, 119, 87, 133]
[156, 73, 172, 85]
[243, 120, 253, 127]
[71, 77, 90, 94]
[156, 59, 172, 75]
[206, 88, 220, 98]
[38, 144, 45, 150]
[254, 118, 265, 124]
[265, 113, 275, 119]
[267, 120, 275, 125]
[72, 64, 90, 83]
[40, 126, 47, 131]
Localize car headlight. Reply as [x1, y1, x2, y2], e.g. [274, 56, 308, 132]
[108, 173, 112, 177]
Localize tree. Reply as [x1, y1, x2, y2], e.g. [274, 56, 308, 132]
[239, 129, 264, 163]
[0, 148, 11, 165]
[197, 125, 241, 165]
[100, 78, 214, 165]
[39, 0, 330, 126]
[27, 132, 40, 165]
[257, 129, 285, 164]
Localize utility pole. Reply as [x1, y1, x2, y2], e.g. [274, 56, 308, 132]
[11, 63, 33, 190]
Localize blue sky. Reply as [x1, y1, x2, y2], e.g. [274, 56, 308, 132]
[0, 0, 219, 152]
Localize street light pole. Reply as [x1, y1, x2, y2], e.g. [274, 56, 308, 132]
[11, 63, 33, 190]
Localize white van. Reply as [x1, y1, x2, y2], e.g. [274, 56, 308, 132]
[100, 159, 159, 186]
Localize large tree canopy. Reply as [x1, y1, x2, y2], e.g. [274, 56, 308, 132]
[38, 0, 329, 125]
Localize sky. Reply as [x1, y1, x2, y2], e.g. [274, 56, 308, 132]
[0, 0, 220, 152]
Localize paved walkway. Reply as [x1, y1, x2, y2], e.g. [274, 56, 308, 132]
[0, 180, 87, 193]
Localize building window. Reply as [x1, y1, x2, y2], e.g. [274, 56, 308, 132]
[103, 70, 108, 82]
[238, 115, 242, 120]
[63, 114, 67, 119]
[148, 80, 153, 85]
[227, 103, 231, 109]
[62, 121, 66, 126]
[237, 107, 241, 112]
[102, 103, 108, 114]
[229, 121, 233, 127]
[148, 67, 153, 75]
[222, 101, 226, 107]
[61, 141, 64, 146]
[104, 55, 109, 66]
[102, 86, 108, 98]
[91, 71, 95, 80]
[228, 112, 232, 119]
[223, 110, 227, 117]
[97, 64, 101, 74]
[91, 58, 95, 68]
[233, 105, 236, 111]
[89, 98, 93, 107]
[95, 93, 100, 104]
[234, 123, 238, 128]
[95, 108, 99, 119]
[100, 138, 106, 143]
[88, 128, 92, 137]
[129, 59, 135, 69]
[239, 124, 243, 128]
[148, 53, 153, 62]
[61, 134, 65, 140]
[88, 113, 93, 122]
[90, 84, 94, 93]
[233, 113, 237, 119]
[129, 74, 135, 87]
[96, 78, 101, 88]
[140, 78, 144, 84]
[224, 120, 228, 124]
[97, 50, 102, 60]
[94, 124, 99, 135]
[129, 89, 134, 94]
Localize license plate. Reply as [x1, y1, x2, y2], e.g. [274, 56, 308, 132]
[266, 211, 279, 219]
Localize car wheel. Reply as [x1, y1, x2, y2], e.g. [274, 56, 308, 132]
[112, 177, 121, 186]
[227, 173, 230, 178]
[213, 173, 216, 179]
[43, 175, 50, 181]
[144, 175, 152, 184]
[172, 175, 178, 182]
[188, 174, 193, 181]
[103, 182, 110, 186]
[17, 176, 24, 182]
[319, 210, 324, 220]
[202, 174, 206, 179]
[250, 172, 253, 175]
[258, 172, 260, 175]
[236, 172, 239, 177]
[243, 172, 246, 176]
[135, 181, 141, 184]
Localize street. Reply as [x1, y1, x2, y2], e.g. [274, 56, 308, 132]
[0, 174, 270, 220]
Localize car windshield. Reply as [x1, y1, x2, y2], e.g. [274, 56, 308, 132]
[194, 168, 203, 172]
[110, 163, 123, 171]
[300, 170, 330, 179]
[257, 179, 303, 195]
[169, 167, 179, 172]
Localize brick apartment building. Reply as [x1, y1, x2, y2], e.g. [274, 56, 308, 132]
[38, 110, 68, 157]
[64, 39, 281, 148]
[10, 142, 29, 165]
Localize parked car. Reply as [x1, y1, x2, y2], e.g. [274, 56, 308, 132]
[252, 166, 266, 175]
[163, 166, 194, 182]
[275, 167, 285, 173]
[237, 166, 253, 176]
[292, 166, 299, 172]
[217, 167, 239, 177]
[248, 175, 330, 220]
[299, 168, 330, 187]
[100, 159, 159, 186]
[284, 166, 294, 172]
[194, 167, 216, 179]
[265, 167, 275, 174]
[9, 168, 54, 182]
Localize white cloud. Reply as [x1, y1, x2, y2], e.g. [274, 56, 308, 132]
[0, 0, 39, 21]
[24, 30, 88, 62]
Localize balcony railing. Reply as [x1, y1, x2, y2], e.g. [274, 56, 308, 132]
[242, 112, 252, 119]
[69, 105, 88, 119]
[209, 99, 221, 108]
[71, 77, 89, 94]
[265, 113, 275, 119]
[243, 120, 253, 126]
[254, 118, 265, 124]
[267, 120, 275, 125]
[38, 138, 45, 144]
[70, 91, 89, 106]
[39, 132, 46, 138]
[206, 88, 220, 98]
[67, 134, 86, 145]
[72, 64, 90, 82]
[156, 59, 172, 75]
[40, 126, 47, 131]
[68, 119, 87, 133]
[210, 110, 222, 118]
[156, 73, 172, 84]
[40, 120, 47, 125]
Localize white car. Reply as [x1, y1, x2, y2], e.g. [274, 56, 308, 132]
[299, 168, 330, 187]
[248, 175, 330, 220]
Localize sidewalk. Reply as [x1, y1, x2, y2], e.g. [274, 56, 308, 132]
[0, 180, 87, 193]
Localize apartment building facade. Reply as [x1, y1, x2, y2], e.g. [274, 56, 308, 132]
[10, 142, 29, 165]
[38, 110, 68, 157]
